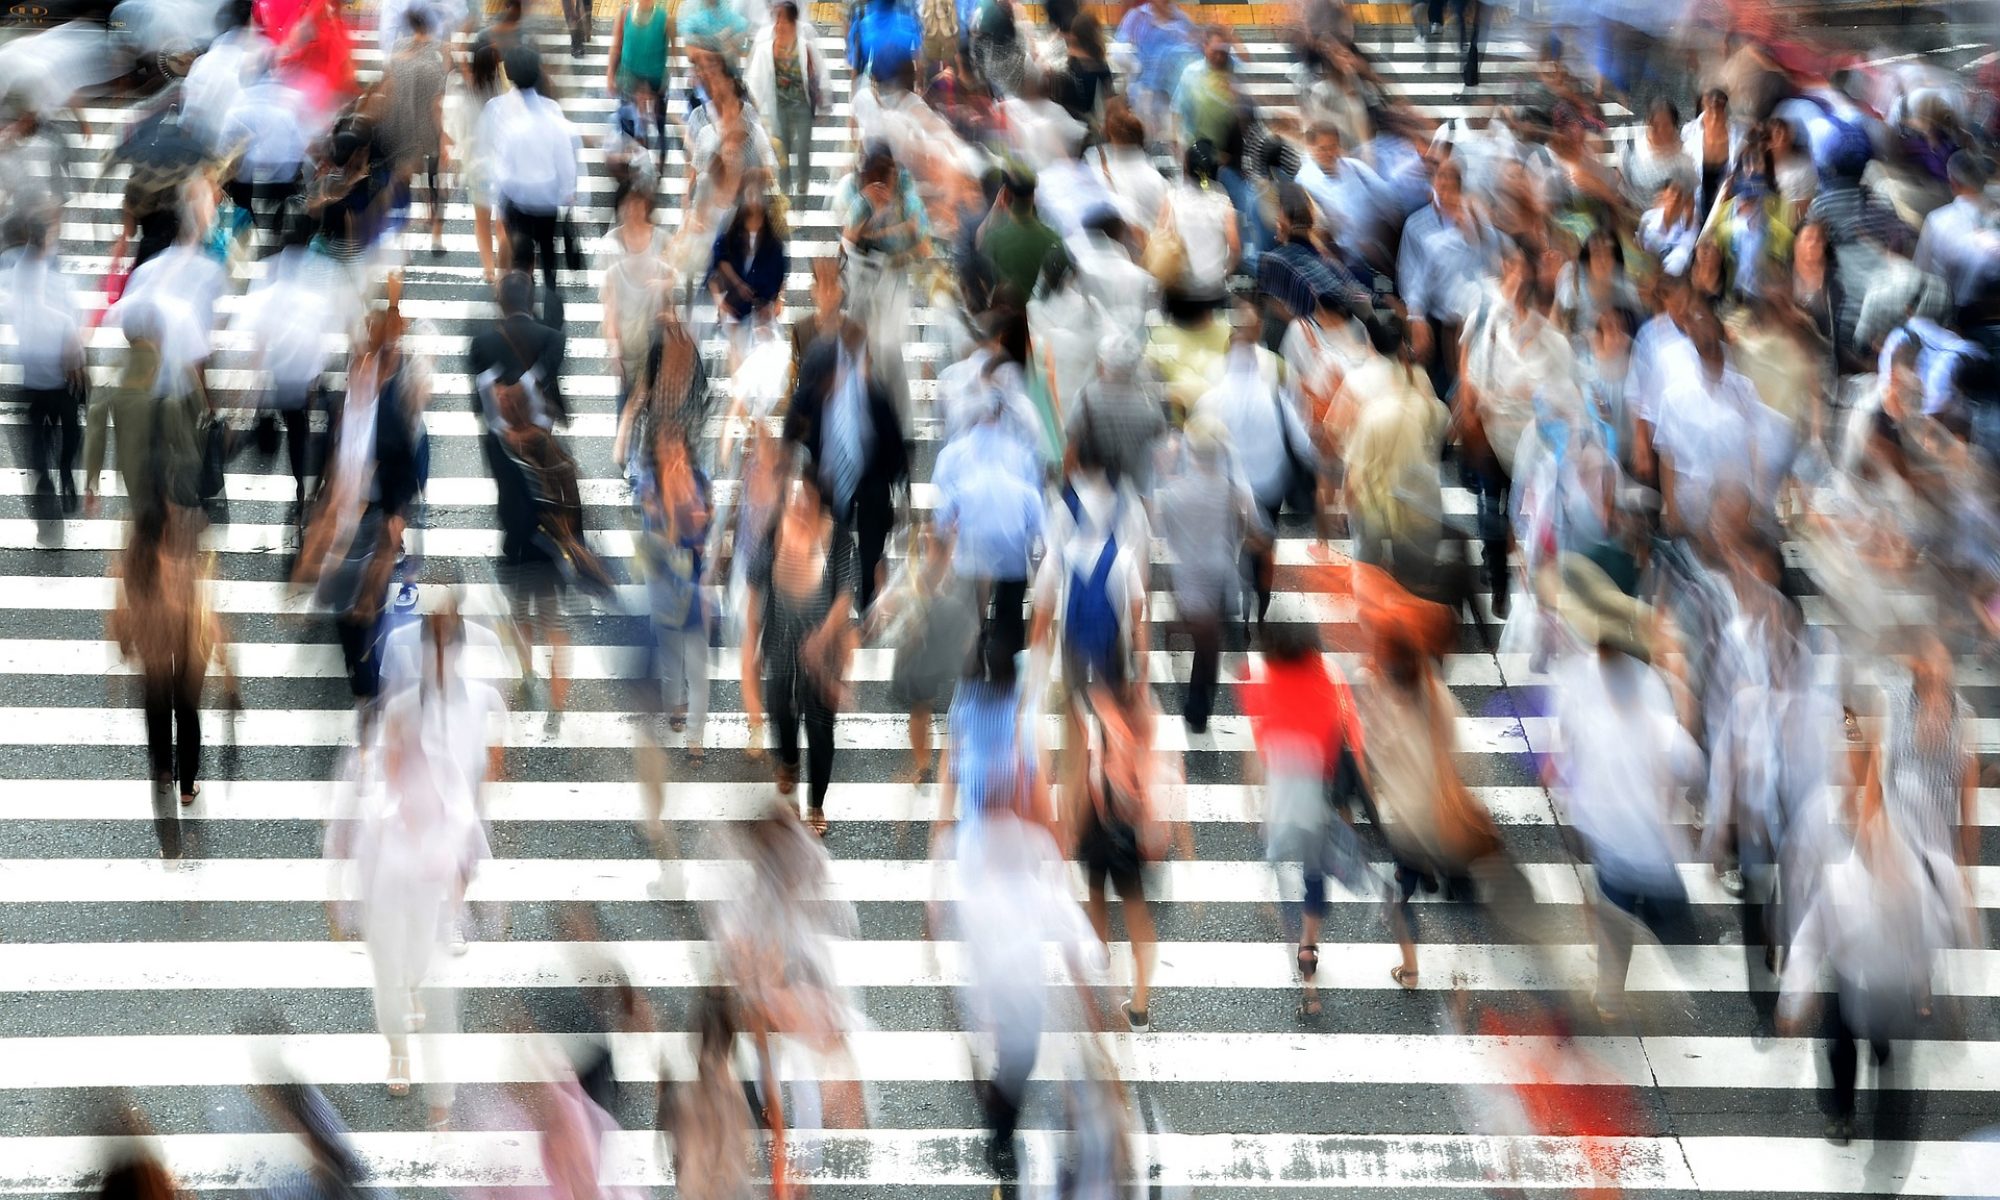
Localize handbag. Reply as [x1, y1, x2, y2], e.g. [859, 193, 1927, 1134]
[1140, 197, 1187, 287]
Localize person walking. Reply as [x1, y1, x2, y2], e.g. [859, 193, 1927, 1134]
[10, 215, 85, 517]
[743, 468, 859, 836]
[108, 506, 235, 849]
[1154, 415, 1255, 733]
[747, 1, 826, 202]
[478, 48, 581, 292]
[378, 6, 452, 255]
[1076, 681, 1167, 1030]
[597, 182, 672, 413]
[606, 0, 670, 167]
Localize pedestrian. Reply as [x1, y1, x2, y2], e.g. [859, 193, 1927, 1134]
[378, 6, 451, 255]
[1154, 414, 1255, 733]
[108, 506, 235, 833]
[873, 523, 980, 784]
[614, 301, 708, 478]
[743, 467, 859, 835]
[634, 430, 714, 771]
[479, 48, 581, 292]
[746, 0, 826, 202]
[469, 271, 568, 431]
[836, 142, 930, 421]
[597, 182, 672, 415]
[1076, 680, 1167, 1030]
[931, 360, 1045, 660]
[605, 0, 670, 166]
[9, 214, 85, 517]
[706, 190, 790, 361]
[659, 989, 755, 1200]
[454, 34, 508, 284]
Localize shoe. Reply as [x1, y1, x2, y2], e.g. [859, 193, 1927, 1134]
[1825, 1115, 1854, 1146]
[1716, 867, 1746, 898]
[1489, 586, 1511, 621]
[1123, 1000, 1149, 1031]
[986, 1132, 1019, 1179]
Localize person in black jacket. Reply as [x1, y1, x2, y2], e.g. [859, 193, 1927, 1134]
[468, 271, 569, 429]
[783, 312, 909, 614]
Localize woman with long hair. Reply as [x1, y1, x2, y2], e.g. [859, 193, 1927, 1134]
[614, 301, 709, 481]
[743, 467, 858, 836]
[597, 181, 672, 412]
[707, 189, 790, 365]
[108, 505, 234, 829]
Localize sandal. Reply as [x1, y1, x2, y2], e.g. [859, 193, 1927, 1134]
[1296, 994, 1323, 1022]
[1122, 1001, 1149, 1030]
[1390, 965, 1419, 991]
[179, 785, 200, 807]
[1297, 945, 1319, 982]
[805, 806, 828, 837]
[775, 764, 798, 795]
[387, 1053, 411, 1097]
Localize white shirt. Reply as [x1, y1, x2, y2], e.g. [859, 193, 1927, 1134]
[1032, 472, 1150, 646]
[477, 88, 581, 211]
[1652, 363, 1794, 526]
[222, 79, 310, 183]
[1189, 344, 1301, 509]
[1085, 144, 1167, 231]
[237, 249, 357, 393]
[181, 27, 273, 151]
[1552, 652, 1703, 896]
[1914, 193, 2000, 306]
[1170, 182, 1235, 296]
[116, 244, 228, 374]
[7, 251, 78, 390]
[1294, 152, 1392, 264]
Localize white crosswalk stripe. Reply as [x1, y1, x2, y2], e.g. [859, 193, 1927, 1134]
[0, 9, 1990, 1197]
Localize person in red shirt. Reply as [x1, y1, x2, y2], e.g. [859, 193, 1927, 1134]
[259, 0, 359, 119]
[1242, 621, 1383, 1020]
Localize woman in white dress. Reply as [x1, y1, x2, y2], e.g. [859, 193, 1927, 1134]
[345, 611, 503, 1125]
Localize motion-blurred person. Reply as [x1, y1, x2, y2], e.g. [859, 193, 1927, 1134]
[707, 807, 866, 1193]
[605, 0, 670, 168]
[108, 506, 235, 853]
[1869, 630, 1978, 881]
[935, 630, 1049, 840]
[931, 355, 1045, 662]
[597, 182, 672, 415]
[784, 289, 910, 615]
[238, 231, 357, 513]
[1154, 414, 1255, 734]
[614, 301, 707, 481]
[743, 468, 859, 836]
[256, 1081, 370, 1200]
[1077, 682, 1168, 1030]
[1549, 555, 1704, 1022]
[706, 191, 790, 360]
[1245, 620, 1377, 1019]
[8, 214, 85, 518]
[631, 428, 713, 855]
[872, 524, 980, 785]
[835, 142, 930, 421]
[481, 48, 582, 292]
[471, 271, 568, 430]
[746, 0, 827, 203]
[377, 6, 452, 257]
[341, 611, 497, 1123]
[659, 989, 755, 1200]
[1779, 773, 1971, 1145]
[941, 805, 1107, 1178]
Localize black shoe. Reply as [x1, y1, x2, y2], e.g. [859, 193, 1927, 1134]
[986, 1133, 1019, 1179]
[1489, 586, 1511, 621]
[1825, 1115, 1854, 1146]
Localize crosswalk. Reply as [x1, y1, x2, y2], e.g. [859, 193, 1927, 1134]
[1, 10, 1998, 1198]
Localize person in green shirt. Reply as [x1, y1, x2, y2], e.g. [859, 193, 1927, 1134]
[1173, 26, 1239, 153]
[975, 170, 1069, 303]
[607, 0, 671, 163]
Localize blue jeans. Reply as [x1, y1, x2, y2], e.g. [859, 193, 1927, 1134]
[1218, 166, 1272, 274]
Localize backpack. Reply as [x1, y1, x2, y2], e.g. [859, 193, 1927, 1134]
[1061, 484, 1127, 681]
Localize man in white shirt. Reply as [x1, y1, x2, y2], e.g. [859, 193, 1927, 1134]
[181, 2, 271, 154]
[8, 215, 82, 509]
[1650, 315, 1794, 535]
[220, 73, 310, 245]
[477, 48, 581, 290]
[1293, 121, 1393, 272]
[1913, 152, 2000, 309]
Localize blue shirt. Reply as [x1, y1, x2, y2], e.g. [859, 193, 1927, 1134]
[949, 679, 1029, 816]
[1114, 3, 1197, 96]
[848, 0, 921, 82]
[933, 422, 1045, 581]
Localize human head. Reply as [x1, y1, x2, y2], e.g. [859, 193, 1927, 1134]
[497, 270, 535, 316]
[614, 180, 653, 223]
[1431, 156, 1463, 214]
[1647, 98, 1679, 141]
[1948, 150, 1988, 198]
[1003, 169, 1036, 212]
[1184, 139, 1220, 187]
[1274, 179, 1313, 241]
[404, 4, 433, 36]
[1202, 25, 1231, 70]
[1309, 120, 1343, 167]
[504, 45, 543, 93]
[860, 142, 897, 188]
[773, 0, 797, 26]
[1260, 619, 1323, 664]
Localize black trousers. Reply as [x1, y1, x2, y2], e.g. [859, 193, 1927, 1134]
[1825, 995, 1891, 1121]
[853, 494, 896, 616]
[224, 172, 302, 243]
[976, 576, 1029, 663]
[1423, 0, 1484, 86]
[770, 671, 837, 811]
[22, 384, 79, 500]
[504, 202, 563, 292]
[1184, 610, 1223, 733]
[143, 658, 203, 796]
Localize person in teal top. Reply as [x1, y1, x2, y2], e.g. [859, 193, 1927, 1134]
[677, 0, 749, 66]
[607, 0, 671, 159]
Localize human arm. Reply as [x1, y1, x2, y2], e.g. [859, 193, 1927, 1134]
[606, 5, 627, 92]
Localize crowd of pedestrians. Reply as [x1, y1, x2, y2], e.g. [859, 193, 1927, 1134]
[13, 0, 2000, 1189]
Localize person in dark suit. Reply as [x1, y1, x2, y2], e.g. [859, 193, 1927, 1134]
[784, 311, 909, 614]
[467, 271, 569, 428]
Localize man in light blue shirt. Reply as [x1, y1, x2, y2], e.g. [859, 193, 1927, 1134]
[1395, 157, 1500, 392]
[1114, 0, 1197, 139]
[933, 408, 1045, 658]
[1293, 121, 1395, 272]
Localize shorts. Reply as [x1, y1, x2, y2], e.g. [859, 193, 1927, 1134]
[1077, 803, 1144, 900]
[504, 558, 563, 623]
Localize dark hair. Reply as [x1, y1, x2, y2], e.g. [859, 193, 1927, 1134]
[470, 37, 503, 94]
[1650, 97, 1680, 126]
[719, 191, 784, 262]
[773, 0, 798, 16]
[612, 178, 653, 214]
[1275, 179, 1314, 232]
[1365, 310, 1405, 357]
[504, 45, 543, 92]
[1004, 170, 1037, 209]
[1261, 620, 1323, 663]
[1184, 139, 1220, 186]
[964, 629, 1019, 687]
[1069, 12, 1105, 59]
[497, 269, 535, 316]
[860, 141, 897, 185]
[986, 302, 1030, 366]
[404, 4, 432, 35]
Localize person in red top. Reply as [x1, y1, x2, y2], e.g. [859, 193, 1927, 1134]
[1242, 620, 1383, 1020]
[259, 0, 359, 119]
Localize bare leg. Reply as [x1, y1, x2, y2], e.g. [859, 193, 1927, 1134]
[1126, 896, 1155, 1016]
[473, 204, 497, 283]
